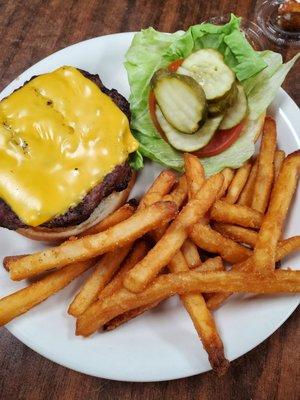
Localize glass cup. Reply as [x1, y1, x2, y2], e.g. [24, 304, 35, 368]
[257, 0, 300, 47]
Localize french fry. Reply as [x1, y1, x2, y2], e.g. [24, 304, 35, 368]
[76, 269, 300, 337]
[180, 292, 229, 375]
[218, 168, 235, 199]
[210, 200, 263, 229]
[237, 160, 258, 206]
[0, 259, 95, 326]
[184, 153, 205, 199]
[103, 257, 225, 333]
[103, 300, 162, 332]
[223, 161, 252, 204]
[184, 153, 207, 227]
[251, 117, 277, 213]
[79, 202, 136, 237]
[194, 257, 224, 273]
[98, 240, 149, 300]
[103, 258, 225, 333]
[123, 173, 224, 293]
[197, 257, 226, 302]
[141, 166, 227, 374]
[69, 204, 143, 316]
[68, 245, 131, 317]
[274, 150, 285, 181]
[207, 235, 300, 310]
[190, 224, 251, 263]
[139, 170, 177, 209]
[277, 236, 300, 259]
[181, 239, 202, 269]
[125, 172, 227, 373]
[154, 175, 188, 240]
[115, 168, 228, 373]
[168, 252, 228, 375]
[3, 254, 29, 271]
[212, 223, 257, 248]
[8, 201, 177, 281]
[253, 151, 300, 272]
[163, 175, 188, 206]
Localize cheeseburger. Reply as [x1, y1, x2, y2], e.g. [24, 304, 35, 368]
[0, 66, 138, 241]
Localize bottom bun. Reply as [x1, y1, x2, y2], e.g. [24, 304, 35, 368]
[17, 173, 136, 242]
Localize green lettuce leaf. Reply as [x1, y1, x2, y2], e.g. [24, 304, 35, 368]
[125, 14, 299, 174]
[246, 53, 300, 120]
[129, 149, 144, 170]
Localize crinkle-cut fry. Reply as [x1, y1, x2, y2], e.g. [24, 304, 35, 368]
[8, 201, 177, 281]
[190, 224, 252, 263]
[206, 235, 300, 310]
[68, 245, 131, 317]
[218, 168, 235, 199]
[123, 173, 224, 293]
[223, 161, 252, 204]
[210, 200, 263, 229]
[0, 259, 95, 326]
[139, 170, 177, 210]
[251, 117, 277, 213]
[76, 269, 300, 337]
[184, 153, 205, 199]
[181, 239, 202, 269]
[79, 202, 136, 237]
[274, 150, 285, 181]
[98, 240, 149, 300]
[212, 223, 257, 248]
[237, 160, 258, 206]
[253, 150, 300, 273]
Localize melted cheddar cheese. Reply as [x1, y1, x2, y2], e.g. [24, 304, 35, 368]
[0, 66, 138, 226]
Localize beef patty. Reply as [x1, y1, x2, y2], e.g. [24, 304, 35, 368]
[0, 70, 132, 231]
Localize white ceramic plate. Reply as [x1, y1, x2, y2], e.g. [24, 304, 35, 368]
[0, 33, 299, 382]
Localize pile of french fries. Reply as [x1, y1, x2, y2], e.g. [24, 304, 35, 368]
[1, 116, 300, 375]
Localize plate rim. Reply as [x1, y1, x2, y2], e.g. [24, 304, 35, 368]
[1, 31, 299, 382]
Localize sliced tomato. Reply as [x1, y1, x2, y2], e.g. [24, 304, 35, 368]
[192, 122, 244, 158]
[168, 59, 183, 72]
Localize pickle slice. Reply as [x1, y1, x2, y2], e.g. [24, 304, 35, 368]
[208, 83, 238, 116]
[219, 85, 247, 130]
[151, 69, 207, 134]
[155, 105, 223, 152]
[179, 49, 235, 102]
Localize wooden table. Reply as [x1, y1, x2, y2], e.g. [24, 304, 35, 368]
[0, 1, 299, 399]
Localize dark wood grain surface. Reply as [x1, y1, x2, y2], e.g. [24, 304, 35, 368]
[0, 1, 299, 399]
